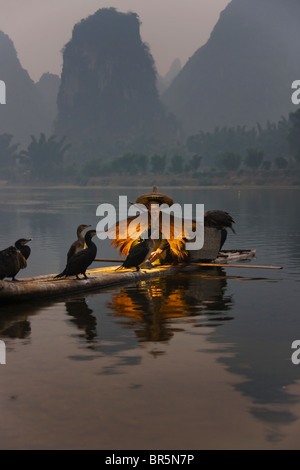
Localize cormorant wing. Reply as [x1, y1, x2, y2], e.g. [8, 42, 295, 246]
[110, 216, 142, 257]
[0, 246, 27, 279]
[122, 240, 152, 268]
[67, 248, 89, 269]
[126, 241, 149, 261]
[67, 240, 84, 262]
[111, 214, 191, 261]
[66, 243, 97, 275]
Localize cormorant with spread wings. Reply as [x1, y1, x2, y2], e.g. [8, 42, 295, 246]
[109, 187, 236, 265]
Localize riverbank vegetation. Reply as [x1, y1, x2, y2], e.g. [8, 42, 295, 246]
[1, 110, 300, 187]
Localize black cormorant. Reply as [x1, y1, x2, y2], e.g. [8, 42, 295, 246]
[204, 210, 236, 250]
[116, 238, 154, 272]
[67, 224, 91, 262]
[0, 238, 32, 281]
[55, 230, 97, 280]
[55, 224, 91, 278]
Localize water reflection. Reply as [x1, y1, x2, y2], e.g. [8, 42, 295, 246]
[0, 301, 42, 341]
[107, 267, 234, 342]
[65, 298, 97, 342]
[220, 345, 300, 442]
[61, 270, 300, 445]
[1, 187, 300, 449]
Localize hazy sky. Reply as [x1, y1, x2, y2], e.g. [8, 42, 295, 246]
[1, 0, 230, 82]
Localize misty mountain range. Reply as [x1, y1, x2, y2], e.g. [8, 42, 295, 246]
[54, 8, 181, 160]
[0, 0, 299, 158]
[162, 0, 300, 135]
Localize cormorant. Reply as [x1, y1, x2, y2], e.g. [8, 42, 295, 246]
[54, 224, 91, 278]
[116, 238, 154, 272]
[0, 238, 32, 281]
[55, 230, 97, 280]
[66, 224, 91, 262]
[204, 210, 236, 250]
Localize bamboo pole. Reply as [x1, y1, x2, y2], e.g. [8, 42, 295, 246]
[95, 258, 124, 263]
[190, 262, 283, 270]
[94, 259, 283, 270]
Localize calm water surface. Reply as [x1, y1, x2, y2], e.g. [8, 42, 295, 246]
[0, 186, 299, 450]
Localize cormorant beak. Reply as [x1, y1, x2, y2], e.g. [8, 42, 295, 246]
[23, 239, 32, 245]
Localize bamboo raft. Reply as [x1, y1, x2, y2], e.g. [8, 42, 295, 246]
[0, 249, 262, 304]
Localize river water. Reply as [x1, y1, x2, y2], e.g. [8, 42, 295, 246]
[0, 185, 299, 450]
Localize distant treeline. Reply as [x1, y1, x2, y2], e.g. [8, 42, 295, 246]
[1, 110, 300, 184]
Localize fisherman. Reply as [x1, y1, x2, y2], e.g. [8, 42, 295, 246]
[135, 186, 178, 265]
[111, 186, 189, 266]
[110, 186, 236, 266]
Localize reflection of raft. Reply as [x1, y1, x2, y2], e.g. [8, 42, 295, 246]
[0, 249, 257, 304]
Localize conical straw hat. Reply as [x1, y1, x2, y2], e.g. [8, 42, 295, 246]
[135, 186, 174, 207]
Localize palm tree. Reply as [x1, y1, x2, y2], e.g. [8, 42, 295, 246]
[219, 151, 241, 171]
[114, 153, 148, 175]
[189, 154, 202, 171]
[244, 148, 264, 169]
[150, 154, 166, 174]
[0, 133, 19, 173]
[170, 154, 184, 174]
[288, 110, 300, 162]
[20, 133, 71, 180]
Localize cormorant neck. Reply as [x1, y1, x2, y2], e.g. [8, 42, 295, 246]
[85, 235, 95, 248]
